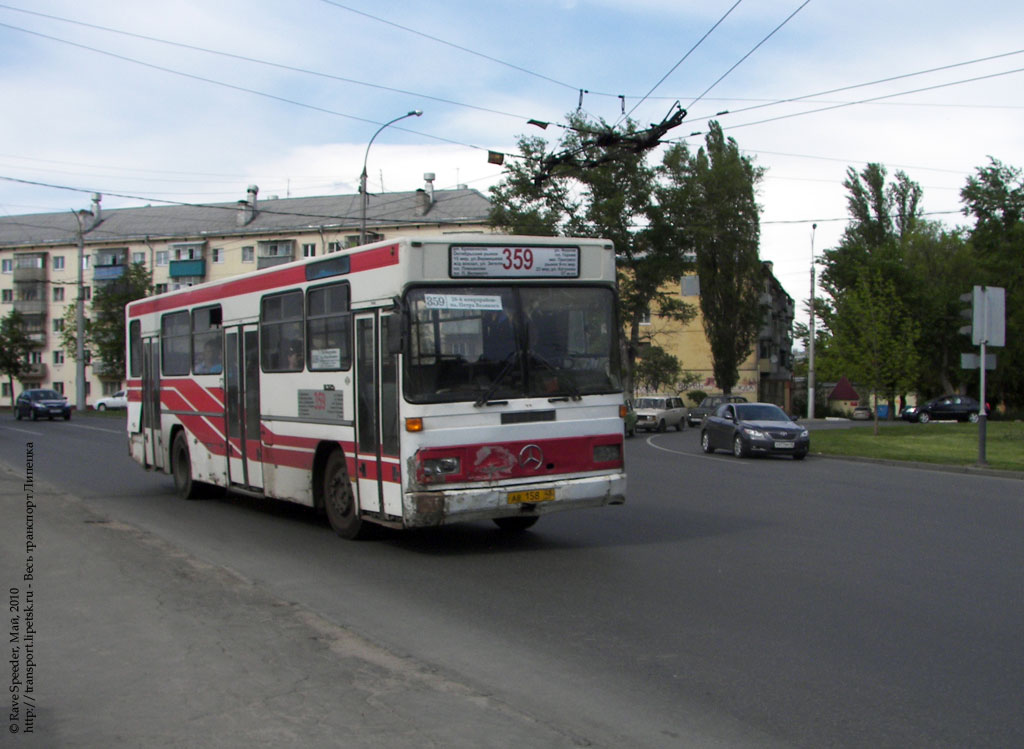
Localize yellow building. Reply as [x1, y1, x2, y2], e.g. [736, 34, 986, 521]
[0, 179, 492, 408]
[636, 260, 796, 410]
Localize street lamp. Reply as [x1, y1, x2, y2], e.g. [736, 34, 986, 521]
[807, 223, 817, 421]
[360, 109, 423, 245]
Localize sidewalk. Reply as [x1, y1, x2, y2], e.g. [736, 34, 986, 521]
[0, 463, 588, 748]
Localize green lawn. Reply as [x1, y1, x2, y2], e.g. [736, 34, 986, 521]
[811, 421, 1024, 472]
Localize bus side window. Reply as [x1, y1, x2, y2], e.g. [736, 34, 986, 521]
[306, 282, 350, 371]
[261, 290, 304, 372]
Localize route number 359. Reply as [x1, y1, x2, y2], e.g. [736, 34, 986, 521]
[502, 247, 534, 271]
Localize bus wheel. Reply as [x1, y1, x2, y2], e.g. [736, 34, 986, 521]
[323, 450, 367, 539]
[172, 431, 202, 500]
[493, 516, 539, 532]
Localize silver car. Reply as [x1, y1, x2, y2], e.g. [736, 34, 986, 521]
[633, 395, 687, 432]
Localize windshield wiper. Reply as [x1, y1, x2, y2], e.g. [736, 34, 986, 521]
[474, 351, 519, 407]
[529, 351, 582, 401]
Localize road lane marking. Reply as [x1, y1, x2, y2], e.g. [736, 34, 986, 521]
[66, 422, 124, 434]
[2, 425, 45, 436]
[643, 434, 756, 465]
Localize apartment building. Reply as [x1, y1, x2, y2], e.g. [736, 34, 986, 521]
[638, 260, 796, 410]
[0, 178, 492, 408]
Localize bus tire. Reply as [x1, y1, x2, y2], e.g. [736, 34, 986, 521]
[493, 516, 539, 532]
[323, 449, 368, 539]
[171, 430, 202, 500]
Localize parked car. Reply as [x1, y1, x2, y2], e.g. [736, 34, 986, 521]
[633, 395, 687, 432]
[901, 395, 986, 423]
[623, 399, 638, 438]
[701, 402, 809, 460]
[687, 394, 748, 427]
[14, 389, 71, 421]
[95, 389, 128, 411]
[851, 405, 872, 420]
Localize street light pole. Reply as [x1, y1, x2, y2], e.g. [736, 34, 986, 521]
[808, 223, 817, 421]
[360, 110, 423, 245]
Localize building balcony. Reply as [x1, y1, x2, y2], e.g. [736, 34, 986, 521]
[21, 363, 47, 381]
[257, 255, 294, 270]
[169, 259, 206, 278]
[93, 265, 126, 282]
[12, 266, 46, 283]
[13, 299, 46, 316]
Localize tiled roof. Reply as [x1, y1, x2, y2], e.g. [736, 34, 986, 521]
[0, 188, 491, 248]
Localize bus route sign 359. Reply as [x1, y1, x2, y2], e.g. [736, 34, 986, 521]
[449, 245, 579, 278]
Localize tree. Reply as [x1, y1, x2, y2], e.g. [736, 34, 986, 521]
[0, 310, 34, 406]
[830, 273, 920, 434]
[960, 158, 1024, 408]
[62, 262, 152, 380]
[633, 345, 681, 394]
[659, 122, 764, 395]
[489, 113, 696, 393]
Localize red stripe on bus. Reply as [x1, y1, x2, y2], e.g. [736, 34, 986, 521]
[415, 433, 623, 484]
[128, 243, 400, 318]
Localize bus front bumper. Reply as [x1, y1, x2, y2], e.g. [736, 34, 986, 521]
[404, 472, 626, 528]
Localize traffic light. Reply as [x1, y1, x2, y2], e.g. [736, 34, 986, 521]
[958, 291, 974, 340]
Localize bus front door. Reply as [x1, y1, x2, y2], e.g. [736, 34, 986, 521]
[141, 338, 162, 469]
[225, 326, 264, 491]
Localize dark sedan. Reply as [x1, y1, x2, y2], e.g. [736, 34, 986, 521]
[701, 402, 809, 459]
[901, 395, 985, 423]
[14, 389, 72, 420]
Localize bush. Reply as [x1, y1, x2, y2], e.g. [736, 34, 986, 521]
[686, 390, 706, 406]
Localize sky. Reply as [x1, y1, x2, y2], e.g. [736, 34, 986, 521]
[1, 0, 1022, 318]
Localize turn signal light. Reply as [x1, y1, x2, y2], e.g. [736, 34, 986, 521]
[405, 417, 424, 432]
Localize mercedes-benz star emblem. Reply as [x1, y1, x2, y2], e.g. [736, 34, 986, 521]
[519, 444, 543, 470]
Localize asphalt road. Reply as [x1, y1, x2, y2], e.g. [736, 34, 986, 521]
[1, 412, 1021, 747]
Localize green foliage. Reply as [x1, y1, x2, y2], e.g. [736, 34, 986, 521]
[830, 272, 919, 433]
[686, 390, 707, 406]
[633, 345, 681, 394]
[0, 310, 34, 400]
[659, 122, 764, 394]
[62, 262, 152, 379]
[960, 158, 1024, 408]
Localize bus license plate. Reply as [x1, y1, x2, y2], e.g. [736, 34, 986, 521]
[774, 441, 795, 449]
[508, 489, 555, 504]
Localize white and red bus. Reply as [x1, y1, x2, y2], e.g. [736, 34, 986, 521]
[126, 235, 627, 538]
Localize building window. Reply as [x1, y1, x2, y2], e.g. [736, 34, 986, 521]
[53, 382, 64, 395]
[81, 255, 90, 270]
[212, 247, 224, 264]
[170, 277, 202, 291]
[1, 259, 11, 273]
[172, 243, 203, 260]
[242, 246, 254, 263]
[83, 286, 91, 301]
[53, 256, 65, 271]
[53, 286, 65, 301]
[639, 310, 651, 326]
[155, 283, 168, 294]
[1, 382, 9, 398]
[53, 318, 64, 333]
[1, 289, 11, 303]
[327, 241, 342, 254]
[28, 351, 42, 364]
[132, 251, 146, 265]
[302, 243, 316, 258]
[53, 350, 65, 365]
[102, 381, 122, 396]
[156, 251, 169, 266]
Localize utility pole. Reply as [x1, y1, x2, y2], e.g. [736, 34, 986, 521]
[72, 208, 93, 413]
[807, 223, 817, 420]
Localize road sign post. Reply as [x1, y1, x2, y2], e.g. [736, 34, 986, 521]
[960, 286, 1005, 465]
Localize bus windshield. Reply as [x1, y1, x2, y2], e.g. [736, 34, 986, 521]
[403, 286, 621, 403]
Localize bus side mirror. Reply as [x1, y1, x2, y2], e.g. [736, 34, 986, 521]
[385, 299, 405, 355]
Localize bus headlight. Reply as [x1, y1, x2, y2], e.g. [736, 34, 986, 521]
[420, 456, 461, 480]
